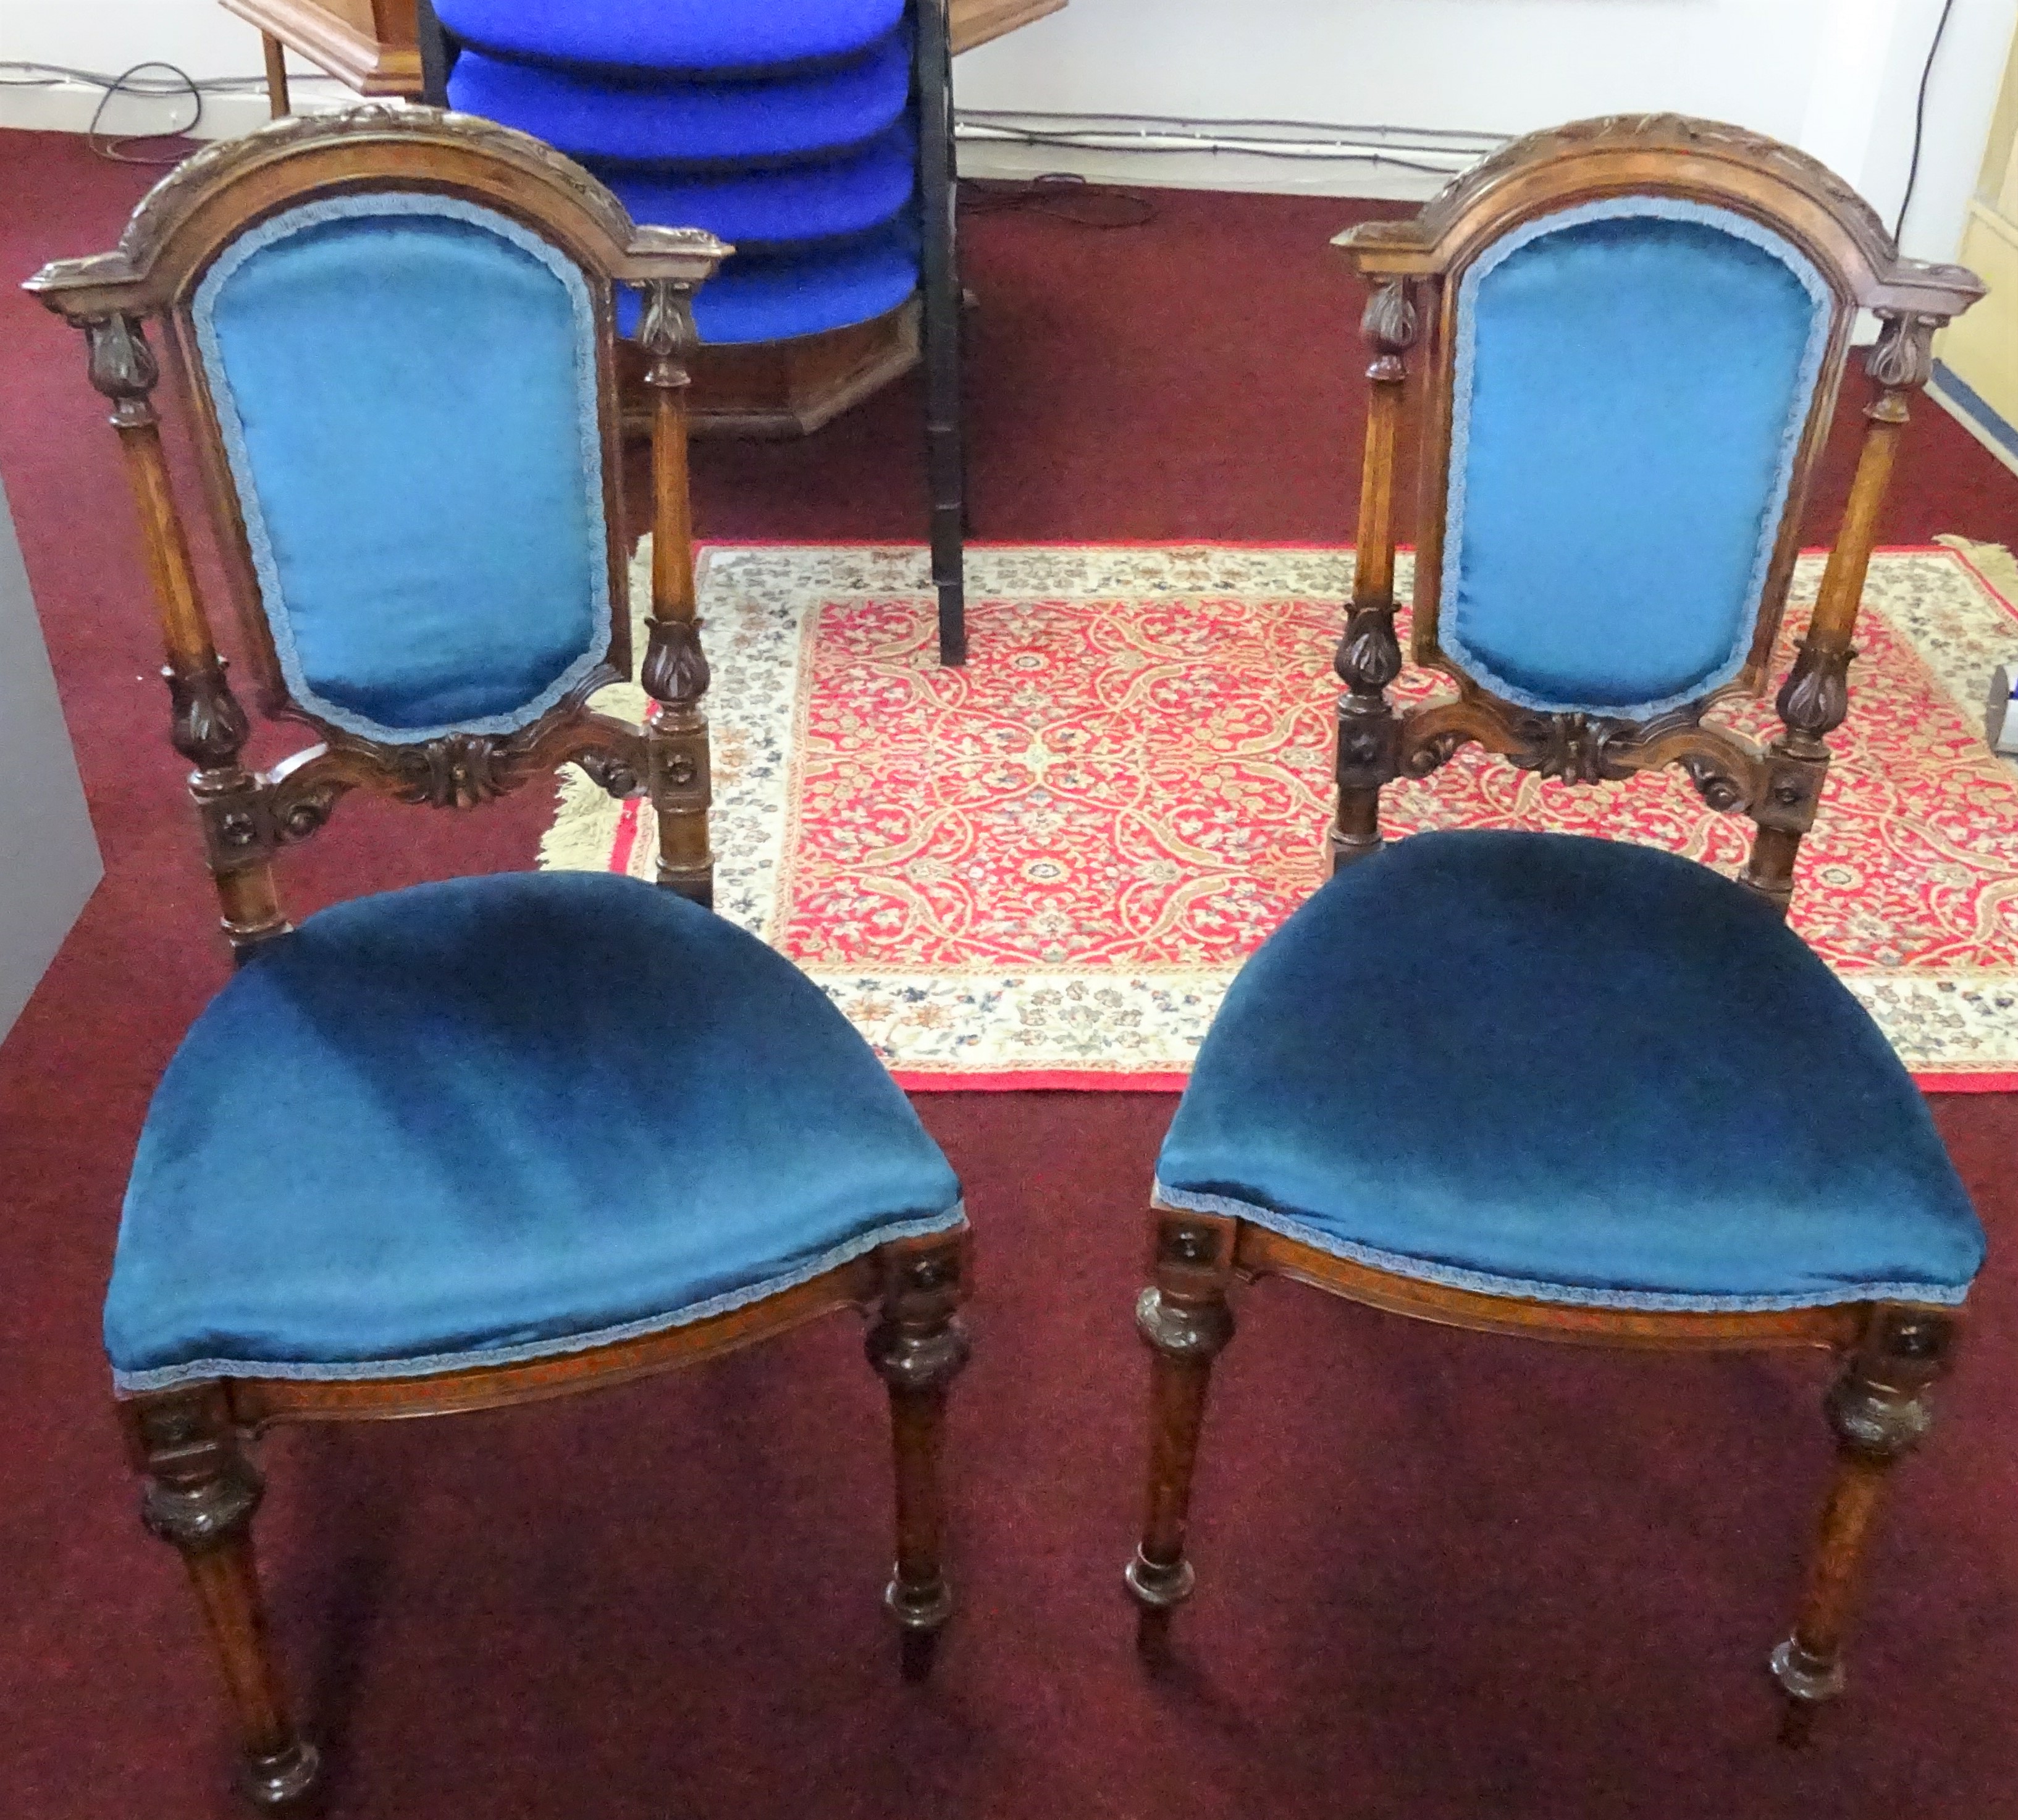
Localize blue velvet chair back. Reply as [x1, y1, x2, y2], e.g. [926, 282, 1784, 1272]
[25, 107, 729, 949]
[191, 193, 613, 739]
[1327, 116, 1984, 906]
[1442, 196, 1832, 718]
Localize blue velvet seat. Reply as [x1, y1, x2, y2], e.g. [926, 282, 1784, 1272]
[1156, 830, 1983, 1312]
[595, 123, 915, 250]
[106, 871, 963, 1389]
[617, 222, 919, 345]
[433, 0, 906, 75]
[445, 35, 910, 167]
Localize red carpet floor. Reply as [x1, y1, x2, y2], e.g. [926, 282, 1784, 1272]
[4, 127, 2018, 1820]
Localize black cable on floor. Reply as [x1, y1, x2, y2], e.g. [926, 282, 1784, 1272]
[960, 172, 1156, 229]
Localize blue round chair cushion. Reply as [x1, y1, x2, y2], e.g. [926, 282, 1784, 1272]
[445, 32, 909, 167]
[618, 225, 919, 344]
[594, 124, 915, 250]
[435, 0, 906, 75]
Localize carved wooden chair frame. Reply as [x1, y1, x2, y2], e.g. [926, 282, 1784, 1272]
[1124, 116, 1985, 1737]
[28, 106, 972, 1809]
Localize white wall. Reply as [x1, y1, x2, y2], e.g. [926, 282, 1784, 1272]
[1, 0, 261, 74]
[1, 0, 2012, 258]
[961, 0, 2017, 258]
[0, 0, 342, 139]
[960, 1, 1833, 143]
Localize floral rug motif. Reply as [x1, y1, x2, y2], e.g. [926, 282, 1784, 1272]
[541, 542, 2018, 1090]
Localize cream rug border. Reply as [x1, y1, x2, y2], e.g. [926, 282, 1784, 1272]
[541, 541, 2018, 1080]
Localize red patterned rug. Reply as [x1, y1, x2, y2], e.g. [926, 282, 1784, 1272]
[542, 542, 2018, 1091]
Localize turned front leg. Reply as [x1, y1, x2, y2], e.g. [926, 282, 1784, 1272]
[1771, 1305, 1956, 1740]
[865, 1231, 972, 1680]
[1125, 1210, 1238, 1658]
[126, 1386, 319, 1808]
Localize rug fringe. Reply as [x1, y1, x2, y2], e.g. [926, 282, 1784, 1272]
[538, 769, 634, 875]
[539, 537, 658, 874]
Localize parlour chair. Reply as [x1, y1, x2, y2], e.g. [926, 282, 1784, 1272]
[27, 106, 972, 1809]
[426, 0, 972, 664]
[1122, 115, 1986, 1735]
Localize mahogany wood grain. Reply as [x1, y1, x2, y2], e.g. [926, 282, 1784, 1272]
[867, 1231, 974, 1679]
[27, 111, 972, 1808]
[1128, 116, 1987, 1740]
[224, 0, 423, 101]
[259, 35, 290, 119]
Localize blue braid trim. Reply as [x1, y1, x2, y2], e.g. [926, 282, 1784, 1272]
[1442, 195, 1834, 720]
[191, 192, 612, 744]
[109, 1202, 967, 1391]
[1151, 1181, 1971, 1313]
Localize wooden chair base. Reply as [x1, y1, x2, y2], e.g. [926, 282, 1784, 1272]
[124, 1226, 970, 1808]
[620, 303, 919, 442]
[1125, 1203, 1960, 1732]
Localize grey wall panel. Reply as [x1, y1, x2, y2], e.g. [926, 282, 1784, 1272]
[0, 472, 101, 1042]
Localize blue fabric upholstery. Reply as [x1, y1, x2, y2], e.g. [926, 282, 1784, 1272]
[595, 124, 915, 250]
[1445, 198, 1831, 717]
[193, 195, 608, 740]
[434, 0, 905, 75]
[446, 34, 909, 167]
[106, 873, 963, 1387]
[617, 224, 918, 343]
[1157, 831, 1983, 1312]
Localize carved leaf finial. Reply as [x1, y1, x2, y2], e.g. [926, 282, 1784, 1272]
[637, 280, 698, 390]
[164, 660, 249, 769]
[1334, 605, 1402, 694]
[1776, 639, 1855, 744]
[85, 312, 159, 426]
[642, 615, 710, 708]
[1361, 279, 1418, 353]
[1865, 310, 1937, 392]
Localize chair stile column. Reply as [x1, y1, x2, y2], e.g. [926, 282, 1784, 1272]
[1126, 1208, 1238, 1657]
[636, 279, 715, 907]
[1743, 310, 1936, 916]
[865, 1231, 972, 1680]
[1771, 1304, 1957, 1741]
[1331, 279, 1418, 872]
[126, 1386, 320, 1807]
[914, 0, 967, 667]
[80, 312, 288, 954]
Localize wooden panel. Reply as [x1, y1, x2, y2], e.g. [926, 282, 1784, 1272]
[220, 0, 422, 96]
[230, 0, 1064, 97]
[951, 0, 1069, 55]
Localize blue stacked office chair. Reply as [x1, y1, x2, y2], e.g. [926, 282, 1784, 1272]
[427, 0, 969, 663]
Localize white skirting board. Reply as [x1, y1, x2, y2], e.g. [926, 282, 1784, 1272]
[0, 475, 101, 1043]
